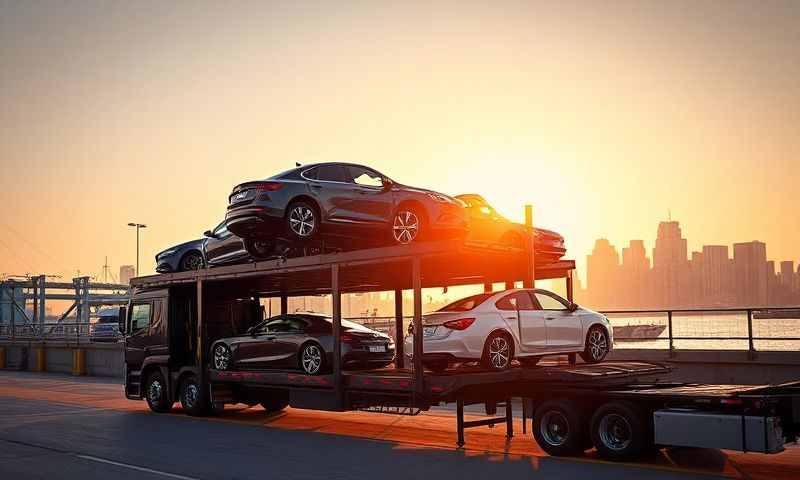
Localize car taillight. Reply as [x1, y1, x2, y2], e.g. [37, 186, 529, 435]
[340, 333, 357, 343]
[256, 182, 283, 191]
[442, 318, 475, 330]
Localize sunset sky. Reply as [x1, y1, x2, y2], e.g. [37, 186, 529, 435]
[1, 1, 798, 283]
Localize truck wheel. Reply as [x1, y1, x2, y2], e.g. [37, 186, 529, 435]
[180, 374, 208, 416]
[144, 371, 172, 413]
[212, 343, 232, 371]
[590, 401, 652, 461]
[261, 390, 290, 412]
[532, 399, 587, 456]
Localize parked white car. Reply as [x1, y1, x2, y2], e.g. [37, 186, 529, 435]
[404, 289, 612, 372]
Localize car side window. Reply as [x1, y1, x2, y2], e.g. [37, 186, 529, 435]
[302, 167, 318, 180]
[495, 292, 535, 311]
[315, 164, 348, 183]
[534, 292, 569, 311]
[129, 303, 151, 333]
[346, 166, 383, 187]
[213, 222, 230, 239]
[263, 317, 294, 333]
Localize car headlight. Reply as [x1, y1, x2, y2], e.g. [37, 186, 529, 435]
[157, 249, 177, 260]
[427, 192, 455, 204]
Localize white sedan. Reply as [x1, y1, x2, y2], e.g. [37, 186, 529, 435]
[404, 289, 613, 371]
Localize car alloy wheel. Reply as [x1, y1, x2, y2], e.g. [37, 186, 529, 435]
[289, 205, 315, 237]
[181, 252, 204, 271]
[183, 382, 199, 410]
[588, 329, 608, 361]
[213, 344, 231, 370]
[393, 210, 419, 244]
[301, 344, 323, 375]
[488, 335, 511, 369]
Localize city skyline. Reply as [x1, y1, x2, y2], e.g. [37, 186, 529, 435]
[580, 218, 800, 309]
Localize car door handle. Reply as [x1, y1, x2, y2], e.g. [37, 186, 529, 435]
[545, 317, 556, 321]
[504, 316, 517, 320]
[310, 183, 322, 190]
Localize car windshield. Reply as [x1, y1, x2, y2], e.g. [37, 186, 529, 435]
[437, 293, 493, 312]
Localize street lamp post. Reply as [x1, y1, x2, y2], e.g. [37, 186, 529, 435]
[127, 222, 147, 276]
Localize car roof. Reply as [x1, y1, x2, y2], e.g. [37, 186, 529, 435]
[273, 162, 384, 179]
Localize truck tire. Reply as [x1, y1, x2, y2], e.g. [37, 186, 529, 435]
[144, 371, 172, 413]
[532, 399, 587, 456]
[180, 374, 209, 416]
[590, 401, 653, 461]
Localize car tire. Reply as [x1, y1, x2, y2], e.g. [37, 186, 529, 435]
[590, 401, 653, 461]
[532, 399, 587, 456]
[518, 355, 542, 367]
[144, 371, 172, 413]
[261, 390, 290, 412]
[179, 251, 204, 271]
[286, 200, 320, 241]
[244, 239, 276, 260]
[299, 342, 325, 375]
[180, 374, 208, 416]
[580, 325, 610, 363]
[212, 343, 232, 371]
[481, 331, 514, 371]
[391, 206, 425, 245]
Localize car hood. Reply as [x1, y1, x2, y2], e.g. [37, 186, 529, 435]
[395, 184, 458, 200]
[156, 238, 204, 257]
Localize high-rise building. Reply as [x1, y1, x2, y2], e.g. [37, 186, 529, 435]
[586, 238, 620, 308]
[700, 245, 730, 305]
[652, 221, 689, 307]
[119, 265, 136, 285]
[621, 240, 649, 307]
[732, 241, 767, 306]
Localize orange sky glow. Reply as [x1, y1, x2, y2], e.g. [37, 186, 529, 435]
[1, 1, 798, 285]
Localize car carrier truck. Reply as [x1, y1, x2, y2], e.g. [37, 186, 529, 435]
[123, 240, 800, 461]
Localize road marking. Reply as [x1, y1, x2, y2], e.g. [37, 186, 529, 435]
[75, 455, 201, 480]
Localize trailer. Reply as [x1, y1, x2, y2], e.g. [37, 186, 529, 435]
[123, 239, 800, 461]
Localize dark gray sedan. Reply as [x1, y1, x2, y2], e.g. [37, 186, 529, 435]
[210, 313, 395, 375]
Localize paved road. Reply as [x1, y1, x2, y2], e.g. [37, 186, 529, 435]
[1, 372, 794, 480]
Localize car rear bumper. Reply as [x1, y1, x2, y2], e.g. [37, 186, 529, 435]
[225, 205, 285, 238]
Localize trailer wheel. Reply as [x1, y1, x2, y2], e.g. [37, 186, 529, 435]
[180, 374, 209, 416]
[532, 400, 586, 456]
[261, 390, 290, 412]
[212, 343, 232, 371]
[590, 401, 652, 461]
[144, 371, 172, 413]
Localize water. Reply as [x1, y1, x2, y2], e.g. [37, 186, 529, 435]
[607, 312, 800, 351]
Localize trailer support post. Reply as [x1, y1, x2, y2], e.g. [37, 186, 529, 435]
[747, 309, 757, 359]
[566, 270, 574, 303]
[456, 400, 465, 447]
[412, 257, 424, 396]
[505, 398, 514, 438]
[331, 264, 343, 409]
[483, 281, 493, 293]
[280, 295, 288, 315]
[668, 310, 675, 357]
[394, 289, 404, 369]
[524, 204, 535, 288]
[196, 277, 204, 386]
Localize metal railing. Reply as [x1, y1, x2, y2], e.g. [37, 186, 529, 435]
[601, 306, 800, 356]
[0, 323, 121, 343]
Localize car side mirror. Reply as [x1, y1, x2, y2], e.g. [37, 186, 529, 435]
[203, 230, 214, 238]
[381, 178, 393, 191]
[569, 303, 579, 312]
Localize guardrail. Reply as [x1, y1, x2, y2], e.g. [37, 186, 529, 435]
[600, 306, 800, 356]
[0, 323, 121, 344]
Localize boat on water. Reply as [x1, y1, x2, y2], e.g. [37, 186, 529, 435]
[613, 323, 666, 341]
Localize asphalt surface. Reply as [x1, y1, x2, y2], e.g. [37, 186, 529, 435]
[0, 371, 793, 480]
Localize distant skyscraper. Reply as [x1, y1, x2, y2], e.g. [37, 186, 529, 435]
[586, 238, 620, 308]
[732, 241, 767, 306]
[621, 240, 649, 307]
[701, 245, 730, 305]
[652, 221, 689, 307]
[119, 265, 136, 285]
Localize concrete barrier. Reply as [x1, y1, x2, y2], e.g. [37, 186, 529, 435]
[0, 340, 123, 378]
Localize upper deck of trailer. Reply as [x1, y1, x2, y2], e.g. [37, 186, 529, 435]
[130, 240, 576, 295]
